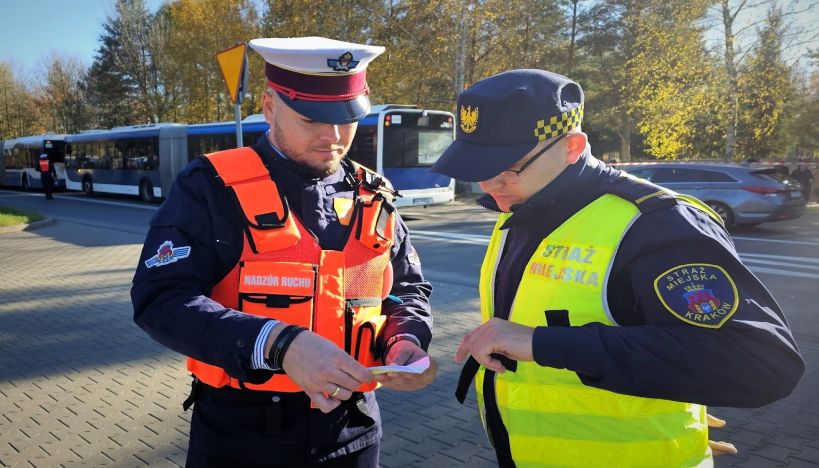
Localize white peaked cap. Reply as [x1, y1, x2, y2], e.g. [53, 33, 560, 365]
[249, 37, 385, 75]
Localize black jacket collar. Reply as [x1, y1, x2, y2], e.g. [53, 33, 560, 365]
[477, 151, 619, 229]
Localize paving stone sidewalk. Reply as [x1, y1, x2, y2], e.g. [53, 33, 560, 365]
[1, 216, 817, 467]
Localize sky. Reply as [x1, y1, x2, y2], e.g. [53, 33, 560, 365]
[0, 0, 166, 76]
[0, 0, 816, 79]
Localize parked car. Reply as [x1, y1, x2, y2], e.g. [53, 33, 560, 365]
[614, 162, 806, 228]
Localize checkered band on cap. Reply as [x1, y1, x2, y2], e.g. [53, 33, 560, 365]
[534, 103, 584, 141]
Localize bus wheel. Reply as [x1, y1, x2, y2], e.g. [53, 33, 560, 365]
[21, 175, 30, 191]
[139, 180, 155, 203]
[82, 176, 94, 196]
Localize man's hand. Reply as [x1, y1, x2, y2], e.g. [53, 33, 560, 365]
[281, 330, 373, 413]
[454, 317, 535, 372]
[374, 340, 437, 391]
[707, 413, 738, 456]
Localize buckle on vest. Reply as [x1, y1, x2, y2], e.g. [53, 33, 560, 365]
[255, 212, 285, 228]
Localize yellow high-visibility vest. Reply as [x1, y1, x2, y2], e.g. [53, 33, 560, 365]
[477, 192, 715, 467]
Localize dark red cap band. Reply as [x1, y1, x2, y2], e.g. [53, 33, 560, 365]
[265, 63, 369, 102]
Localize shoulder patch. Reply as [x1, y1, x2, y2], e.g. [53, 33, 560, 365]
[653, 263, 738, 328]
[144, 241, 191, 268]
[407, 246, 421, 266]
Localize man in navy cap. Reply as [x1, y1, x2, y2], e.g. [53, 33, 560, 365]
[434, 69, 803, 467]
[132, 37, 436, 467]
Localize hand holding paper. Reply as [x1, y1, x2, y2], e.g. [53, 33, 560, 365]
[370, 356, 430, 374]
[372, 341, 437, 391]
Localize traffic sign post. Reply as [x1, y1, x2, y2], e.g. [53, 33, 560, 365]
[216, 43, 249, 148]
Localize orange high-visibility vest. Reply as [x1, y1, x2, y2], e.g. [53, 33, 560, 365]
[188, 147, 397, 393]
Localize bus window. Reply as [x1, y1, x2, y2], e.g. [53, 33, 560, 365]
[106, 142, 122, 169]
[418, 131, 452, 165]
[244, 132, 263, 146]
[123, 140, 140, 170]
[382, 113, 453, 168]
[348, 126, 377, 169]
[28, 148, 39, 165]
[145, 138, 159, 170]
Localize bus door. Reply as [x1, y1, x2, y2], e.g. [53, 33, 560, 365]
[158, 126, 188, 199]
[44, 139, 67, 188]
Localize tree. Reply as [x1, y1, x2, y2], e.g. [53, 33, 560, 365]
[623, 0, 722, 159]
[37, 54, 91, 134]
[736, 6, 794, 159]
[578, 0, 640, 161]
[0, 61, 43, 139]
[782, 67, 819, 158]
[111, 0, 175, 122]
[707, 0, 819, 160]
[167, 0, 262, 122]
[86, 0, 146, 127]
[259, 0, 568, 111]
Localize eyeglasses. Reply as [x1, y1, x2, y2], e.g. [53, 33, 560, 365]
[497, 132, 569, 184]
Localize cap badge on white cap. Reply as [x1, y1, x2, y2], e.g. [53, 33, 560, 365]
[328, 52, 358, 72]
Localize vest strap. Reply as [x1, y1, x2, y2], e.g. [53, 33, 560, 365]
[203, 148, 301, 252]
[455, 354, 517, 404]
[483, 369, 516, 468]
[455, 357, 480, 404]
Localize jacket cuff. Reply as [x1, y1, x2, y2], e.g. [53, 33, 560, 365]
[533, 326, 568, 369]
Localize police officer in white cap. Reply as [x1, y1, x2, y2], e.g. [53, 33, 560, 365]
[132, 37, 436, 467]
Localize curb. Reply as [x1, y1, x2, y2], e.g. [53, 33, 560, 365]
[0, 217, 56, 234]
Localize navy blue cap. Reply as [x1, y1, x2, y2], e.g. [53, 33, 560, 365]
[432, 69, 584, 182]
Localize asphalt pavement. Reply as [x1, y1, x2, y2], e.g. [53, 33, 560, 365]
[1, 189, 818, 467]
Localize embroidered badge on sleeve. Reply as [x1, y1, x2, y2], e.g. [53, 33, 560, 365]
[144, 240, 192, 268]
[653, 263, 738, 328]
[407, 246, 421, 266]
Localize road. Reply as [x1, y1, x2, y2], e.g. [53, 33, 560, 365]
[1, 188, 818, 467]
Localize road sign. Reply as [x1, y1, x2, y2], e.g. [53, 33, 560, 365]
[216, 43, 248, 104]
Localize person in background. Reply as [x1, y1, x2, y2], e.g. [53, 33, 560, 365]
[791, 162, 814, 203]
[37, 153, 56, 200]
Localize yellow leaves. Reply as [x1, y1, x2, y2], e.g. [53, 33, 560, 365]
[164, 0, 261, 122]
[623, 0, 718, 159]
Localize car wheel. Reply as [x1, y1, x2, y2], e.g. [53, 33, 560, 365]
[82, 176, 94, 196]
[707, 201, 734, 228]
[139, 179, 155, 203]
[21, 175, 30, 191]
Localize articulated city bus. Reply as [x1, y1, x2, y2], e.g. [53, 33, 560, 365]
[58, 105, 456, 206]
[189, 108, 456, 208]
[348, 105, 455, 207]
[63, 117, 269, 202]
[185, 114, 269, 162]
[0, 135, 68, 190]
[64, 124, 187, 202]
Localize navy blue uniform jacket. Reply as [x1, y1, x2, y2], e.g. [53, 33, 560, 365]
[131, 136, 433, 387]
[486, 153, 803, 407]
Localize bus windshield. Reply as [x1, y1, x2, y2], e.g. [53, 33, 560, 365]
[382, 113, 454, 168]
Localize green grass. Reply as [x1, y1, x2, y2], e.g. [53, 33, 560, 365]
[0, 206, 44, 227]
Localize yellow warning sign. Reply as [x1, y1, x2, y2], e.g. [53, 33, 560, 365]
[216, 43, 247, 104]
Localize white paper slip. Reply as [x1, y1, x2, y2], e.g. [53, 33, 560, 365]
[369, 356, 430, 375]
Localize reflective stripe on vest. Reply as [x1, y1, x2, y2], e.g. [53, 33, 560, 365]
[188, 148, 395, 393]
[477, 194, 711, 467]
